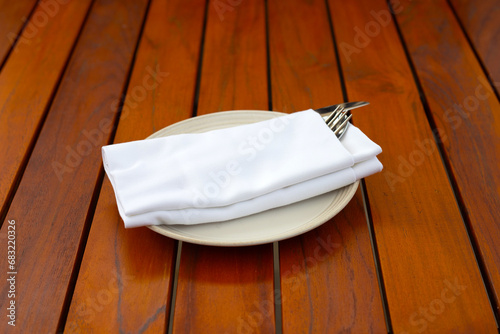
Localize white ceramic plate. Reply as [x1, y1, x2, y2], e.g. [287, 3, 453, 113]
[147, 110, 359, 246]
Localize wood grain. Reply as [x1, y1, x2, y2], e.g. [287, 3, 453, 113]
[0, 0, 148, 332]
[0, 0, 37, 65]
[175, 244, 275, 334]
[329, 0, 498, 331]
[65, 0, 207, 332]
[0, 0, 497, 331]
[267, 0, 386, 332]
[279, 191, 386, 332]
[196, 0, 268, 113]
[0, 0, 92, 218]
[450, 0, 500, 87]
[268, 0, 343, 113]
[395, 0, 500, 318]
[172, 1, 275, 333]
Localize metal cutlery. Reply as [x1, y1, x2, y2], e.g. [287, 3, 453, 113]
[314, 101, 369, 115]
[315, 101, 369, 139]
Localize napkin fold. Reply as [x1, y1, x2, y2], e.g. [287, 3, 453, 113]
[102, 109, 382, 227]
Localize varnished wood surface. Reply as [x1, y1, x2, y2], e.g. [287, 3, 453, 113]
[0, 0, 92, 219]
[0, 0, 147, 332]
[450, 0, 500, 86]
[66, 0, 206, 332]
[0, 0, 37, 65]
[268, 0, 343, 112]
[172, 1, 276, 333]
[395, 0, 500, 321]
[279, 192, 386, 332]
[329, 0, 497, 331]
[267, 0, 385, 332]
[0, 0, 499, 332]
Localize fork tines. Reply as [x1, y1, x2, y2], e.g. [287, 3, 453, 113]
[325, 106, 351, 139]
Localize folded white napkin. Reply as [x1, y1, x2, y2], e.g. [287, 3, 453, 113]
[102, 110, 382, 227]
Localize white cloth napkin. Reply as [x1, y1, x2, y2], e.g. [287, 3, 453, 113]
[102, 109, 382, 227]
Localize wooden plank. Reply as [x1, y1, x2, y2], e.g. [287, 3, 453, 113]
[172, 1, 275, 333]
[65, 179, 175, 334]
[0, 0, 148, 332]
[329, 0, 498, 332]
[279, 192, 386, 332]
[395, 0, 500, 318]
[267, 0, 386, 331]
[450, 0, 500, 86]
[196, 0, 268, 112]
[0, 0, 92, 217]
[174, 244, 275, 333]
[0, 0, 37, 65]
[268, 0, 343, 112]
[65, 0, 206, 332]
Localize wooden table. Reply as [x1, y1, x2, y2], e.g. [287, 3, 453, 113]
[1, 0, 499, 332]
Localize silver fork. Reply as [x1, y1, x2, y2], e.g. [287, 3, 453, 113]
[316, 101, 369, 138]
[324, 106, 352, 139]
[315, 101, 369, 115]
[317, 102, 368, 139]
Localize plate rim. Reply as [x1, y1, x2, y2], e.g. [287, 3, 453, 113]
[145, 110, 359, 246]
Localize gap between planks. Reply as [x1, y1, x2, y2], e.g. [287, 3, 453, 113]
[167, 241, 183, 334]
[0, 0, 95, 226]
[326, 0, 393, 331]
[55, 0, 154, 330]
[0, 1, 38, 71]
[387, 0, 500, 327]
[446, 0, 500, 102]
[361, 181, 393, 333]
[191, 0, 210, 118]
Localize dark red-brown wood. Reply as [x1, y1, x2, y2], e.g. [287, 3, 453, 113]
[0, 0, 148, 332]
[0, 0, 37, 65]
[0, 0, 498, 331]
[267, 0, 386, 332]
[66, 0, 206, 332]
[395, 0, 500, 318]
[268, 0, 343, 112]
[279, 192, 387, 332]
[172, 1, 275, 333]
[0, 0, 92, 218]
[196, 0, 268, 113]
[450, 0, 500, 87]
[329, 0, 498, 331]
